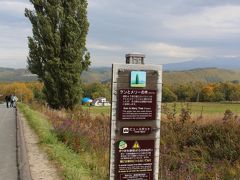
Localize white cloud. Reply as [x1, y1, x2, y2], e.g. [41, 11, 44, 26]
[164, 5, 240, 38]
[88, 41, 124, 51]
[0, 47, 27, 68]
[0, 23, 30, 68]
[0, 1, 32, 14]
[1, 1, 240, 68]
[0, 1, 31, 68]
[0, 48, 27, 59]
[142, 42, 205, 59]
[88, 0, 108, 9]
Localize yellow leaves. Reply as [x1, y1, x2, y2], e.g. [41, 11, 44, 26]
[0, 82, 43, 103]
[202, 86, 214, 96]
[26, 82, 44, 91]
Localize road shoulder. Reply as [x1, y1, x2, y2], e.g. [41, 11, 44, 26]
[19, 112, 61, 180]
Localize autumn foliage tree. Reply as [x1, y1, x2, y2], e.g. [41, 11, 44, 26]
[25, 0, 90, 109]
[27, 82, 45, 102]
[162, 82, 240, 102]
[0, 82, 33, 102]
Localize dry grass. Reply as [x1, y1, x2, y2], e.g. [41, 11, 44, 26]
[29, 102, 240, 179]
[30, 102, 110, 179]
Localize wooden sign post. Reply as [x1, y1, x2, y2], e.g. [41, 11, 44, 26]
[109, 54, 162, 180]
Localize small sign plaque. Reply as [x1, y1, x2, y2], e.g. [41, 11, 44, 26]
[116, 140, 154, 180]
[118, 89, 157, 120]
[121, 126, 151, 135]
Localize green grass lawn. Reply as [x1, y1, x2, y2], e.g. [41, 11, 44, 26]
[82, 102, 240, 117]
[164, 102, 240, 115]
[82, 106, 110, 116]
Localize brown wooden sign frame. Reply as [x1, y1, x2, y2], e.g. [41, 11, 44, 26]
[109, 63, 162, 180]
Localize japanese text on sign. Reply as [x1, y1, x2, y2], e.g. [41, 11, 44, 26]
[118, 89, 157, 120]
[116, 140, 154, 180]
[121, 127, 151, 135]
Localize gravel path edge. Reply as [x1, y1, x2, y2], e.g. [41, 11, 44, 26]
[16, 107, 32, 180]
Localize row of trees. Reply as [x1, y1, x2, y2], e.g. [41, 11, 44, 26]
[0, 82, 43, 103]
[0, 82, 110, 104]
[0, 81, 111, 104]
[76, 81, 240, 103]
[163, 82, 240, 102]
[82, 83, 111, 101]
[1, 81, 240, 104]
[81, 81, 240, 103]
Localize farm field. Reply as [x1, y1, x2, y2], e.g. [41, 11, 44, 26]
[82, 102, 240, 117]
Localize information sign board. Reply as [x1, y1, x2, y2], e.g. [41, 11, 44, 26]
[109, 54, 162, 180]
[116, 140, 154, 180]
[118, 89, 156, 120]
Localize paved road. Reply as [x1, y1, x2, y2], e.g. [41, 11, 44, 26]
[0, 103, 18, 180]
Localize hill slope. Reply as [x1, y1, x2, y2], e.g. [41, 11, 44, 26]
[81, 67, 111, 83]
[164, 68, 240, 84]
[81, 67, 240, 84]
[0, 67, 240, 84]
[0, 67, 37, 82]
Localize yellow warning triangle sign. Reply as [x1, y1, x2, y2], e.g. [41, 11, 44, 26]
[133, 141, 140, 149]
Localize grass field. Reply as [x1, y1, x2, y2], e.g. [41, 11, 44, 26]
[76, 102, 240, 178]
[82, 102, 240, 117]
[164, 102, 240, 114]
[82, 106, 110, 116]
[20, 102, 240, 179]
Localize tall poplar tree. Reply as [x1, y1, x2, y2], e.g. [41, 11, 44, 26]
[25, 0, 90, 109]
[136, 74, 139, 84]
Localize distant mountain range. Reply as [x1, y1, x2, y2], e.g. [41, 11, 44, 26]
[164, 57, 240, 71]
[0, 67, 37, 82]
[82, 67, 240, 84]
[1, 57, 240, 83]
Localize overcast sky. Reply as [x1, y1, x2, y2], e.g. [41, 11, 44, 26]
[0, 0, 240, 68]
